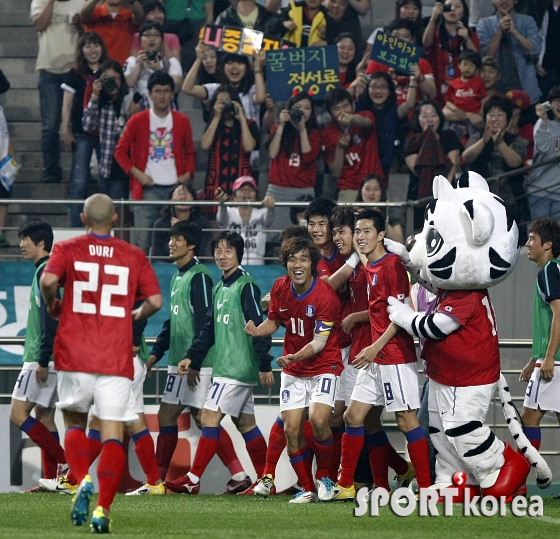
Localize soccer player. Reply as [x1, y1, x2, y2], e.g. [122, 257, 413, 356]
[40, 193, 162, 533]
[327, 209, 431, 501]
[148, 221, 251, 494]
[519, 218, 560, 480]
[246, 237, 343, 503]
[10, 220, 69, 492]
[164, 231, 273, 494]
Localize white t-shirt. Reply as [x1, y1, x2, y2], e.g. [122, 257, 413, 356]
[145, 109, 177, 186]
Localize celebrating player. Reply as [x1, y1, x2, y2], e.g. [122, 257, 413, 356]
[246, 237, 343, 503]
[40, 194, 162, 533]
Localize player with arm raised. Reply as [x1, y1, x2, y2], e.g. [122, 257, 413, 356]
[40, 194, 162, 533]
[246, 237, 343, 503]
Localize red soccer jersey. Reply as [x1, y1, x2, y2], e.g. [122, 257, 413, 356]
[268, 126, 322, 189]
[268, 276, 342, 377]
[421, 289, 500, 387]
[322, 111, 384, 190]
[446, 76, 486, 113]
[349, 263, 371, 362]
[44, 234, 161, 379]
[365, 253, 417, 365]
[317, 248, 352, 349]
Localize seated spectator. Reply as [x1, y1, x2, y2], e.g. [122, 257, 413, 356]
[215, 0, 274, 31]
[404, 99, 463, 230]
[462, 94, 529, 241]
[322, 87, 384, 202]
[336, 33, 358, 89]
[150, 182, 211, 260]
[442, 49, 485, 139]
[130, 1, 180, 63]
[477, 0, 542, 103]
[535, 0, 560, 100]
[124, 22, 183, 110]
[422, 0, 480, 107]
[480, 55, 502, 107]
[81, 0, 144, 66]
[324, 0, 367, 54]
[62, 32, 109, 227]
[354, 71, 418, 179]
[505, 89, 536, 159]
[355, 174, 404, 243]
[526, 87, 560, 220]
[216, 176, 276, 266]
[200, 87, 259, 214]
[363, 18, 436, 104]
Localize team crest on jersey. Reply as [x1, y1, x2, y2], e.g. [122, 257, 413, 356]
[353, 133, 362, 144]
[306, 305, 315, 317]
[445, 306, 452, 312]
[281, 390, 290, 403]
[371, 274, 378, 286]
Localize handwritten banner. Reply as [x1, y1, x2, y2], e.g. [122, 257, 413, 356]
[199, 25, 295, 56]
[370, 30, 421, 75]
[265, 45, 340, 101]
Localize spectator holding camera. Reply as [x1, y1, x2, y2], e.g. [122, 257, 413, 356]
[526, 88, 560, 220]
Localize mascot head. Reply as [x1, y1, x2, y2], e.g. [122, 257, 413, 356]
[408, 172, 520, 290]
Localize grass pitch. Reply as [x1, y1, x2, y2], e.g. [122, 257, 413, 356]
[1, 493, 560, 538]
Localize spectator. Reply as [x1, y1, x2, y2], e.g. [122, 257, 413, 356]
[150, 183, 212, 261]
[215, 0, 274, 31]
[324, 0, 358, 46]
[354, 71, 418, 179]
[423, 0, 481, 107]
[31, 0, 83, 184]
[442, 49, 486, 139]
[535, 0, 560, 99]
[336, 33, 358, 88]
[477, 0, 542, 103]
[81, 0, 144, 67]
[115, 71, 196, 252]
[505, 89, 536, 159]
[216, 176, 276, 266]
[480, 55, 501, 107]
[0, 69, 9, 95]
[0, 100, 14, 247]
[131, 1, 181, 63]
[62, 32, 109, 227]
[200, 86, 259, 213]
[198, 48, 219, 124]
[525, 87, 560, 220]
[468, 0, 496, 27]
[462, 94, 530, 240]
[124, 22, 183, 109]
[404, 99, 463, 230]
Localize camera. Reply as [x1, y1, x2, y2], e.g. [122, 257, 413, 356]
[100, 76, 117, 94]
[443, 4, 453, 12]
[146, 50, 158, 62]
[542, 101, 552, 113]
[289, 108, 303, 123]
[222, 99, 235, 115]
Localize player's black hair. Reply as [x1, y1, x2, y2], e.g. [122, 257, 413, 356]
[529, 218, 560, 258]
[324, 87, 353, 115]
[482, 94, 513, 125]
[458, 49, 482, 69]
[355, 208, 386, 234]
[279, 237, 322, 277]
[148, 70, 175, 92]
[303, 197, 337, 223]
[169, 221, 202, 254]
[211, 230, 244, 265]
[18, 219, 54, 252]
[331, 205, 355, 231]
[280, 225, 310, 244]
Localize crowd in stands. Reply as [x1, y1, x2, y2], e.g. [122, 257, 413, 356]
[2, 0, 560, 254]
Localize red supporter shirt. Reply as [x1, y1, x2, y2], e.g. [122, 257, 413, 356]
[44, 234, 161, 379]
[322, 111, 384, 190]
[268, 126, 322, 189]
[446, 76, 486, 113]
[349, 263, 371, 362]
[317, 248, 352, 349]
[268, 276, 342, 377]
[365, 253, 417, 365]
[421, 289, 500, 387]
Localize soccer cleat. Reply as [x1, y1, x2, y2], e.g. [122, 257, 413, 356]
[394, 461, 415, 490]
[39, 475, 78, 495]
[164, 475, 200, 495]
[125, 482, 165, 496]
[317, 477, 336, 502]
[332, 483, 356, 501]
[90, 505, 111, 534]
[276, 483, 304, 496]
[253, 474, 275, 498]
[217, 475, 252, 495]
[71, 474, 94, 526]
[288, 490, 318, 503]
[21, 484, 47, 494]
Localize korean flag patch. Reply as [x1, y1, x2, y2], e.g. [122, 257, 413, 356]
[281, 390, 290, 403]
[306, 305, 315, 317]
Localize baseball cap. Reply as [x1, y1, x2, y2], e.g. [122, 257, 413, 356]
[506, 89, 531, 110]
[232, 176, 257, 191]
[481, 56, 501, 73]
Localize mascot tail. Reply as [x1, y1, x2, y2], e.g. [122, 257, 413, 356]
[497, 373, 552, 489]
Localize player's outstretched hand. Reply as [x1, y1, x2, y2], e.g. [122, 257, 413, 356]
[35, 365, 48, 384]
[352, 345, 377, 369]
[245, 320, 259, 337]
[47, 298, 62, 320]
[277, 354, 295, 368]
[178, 357, 191, 377]
[259, 371, 274, 389]
[387, 296, 414, 328]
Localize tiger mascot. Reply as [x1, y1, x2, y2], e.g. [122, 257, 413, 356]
[386, 172, 551, 500]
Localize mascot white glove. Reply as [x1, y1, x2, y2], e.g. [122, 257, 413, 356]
[387, 296, 418, 334]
